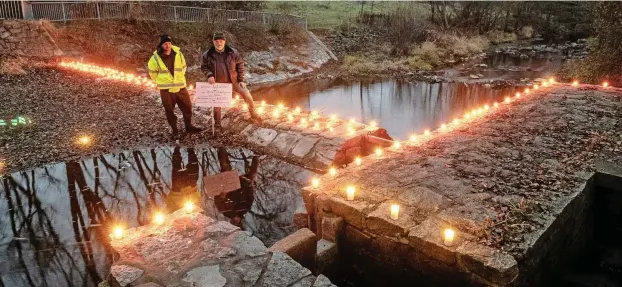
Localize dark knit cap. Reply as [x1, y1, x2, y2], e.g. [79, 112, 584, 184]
[212, 31, 226, 41]
[158, 34, 172, 47]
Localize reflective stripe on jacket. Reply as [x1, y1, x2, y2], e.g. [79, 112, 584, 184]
[148, 45, 187, 93]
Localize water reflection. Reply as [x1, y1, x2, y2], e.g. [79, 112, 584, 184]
[0, 145, 312, 286]
[254, 79, 522, 138]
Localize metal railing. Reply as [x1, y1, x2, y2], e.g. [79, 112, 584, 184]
[16, 1, 307, 30]
[0, 1, 22, 19]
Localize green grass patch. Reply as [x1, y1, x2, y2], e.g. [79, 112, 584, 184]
[264, 1, 402, 30]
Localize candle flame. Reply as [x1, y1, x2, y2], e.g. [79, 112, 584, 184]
[261, 100, 266, 106]
[493, 102, 499, 108]
[111, 225, 124, 239]
[329, 167, 337, 176]
[534, 84, 539, 90]
[369, 121, 377, 128]
[354, 157, 362, 165]
[603, 81, 609, 88]
[278, 103, 284, 109]
[410, 134, 417, 142]
[572, 80, 579, 87]
[440, 123, 447, 130]
[375, 148, 383, 157]
[311, 177, 320, 188]
[515, 92, 521, 98]
[330, 114, 337, 121]
[424, 129, 431, 136]
[287, 114, 294, 122]
[393, 141, 401, 149]
[444, 228, 455, 241]
[153, 212, 165, 225]
[294, 107, 301, 114]
[78, 135, 91, 146]
[504, 97, 511, 104]
[184, 201, 194, 213]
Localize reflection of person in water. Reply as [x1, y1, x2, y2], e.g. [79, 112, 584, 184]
[165, 146, 201, 212]
[213, 147, 260, 227]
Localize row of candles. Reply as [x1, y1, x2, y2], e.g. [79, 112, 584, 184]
[109, 200, 196, 240]
[57, 61, 613, 246]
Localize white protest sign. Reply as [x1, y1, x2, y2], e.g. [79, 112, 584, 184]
[195, 82, 232, 108]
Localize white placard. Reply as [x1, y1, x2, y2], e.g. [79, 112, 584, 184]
[195, 82, 232, 108]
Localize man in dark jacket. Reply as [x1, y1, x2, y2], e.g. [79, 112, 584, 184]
[200, 32, 261, 128]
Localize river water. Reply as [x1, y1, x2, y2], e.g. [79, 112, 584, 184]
[0, 146, 311, 286]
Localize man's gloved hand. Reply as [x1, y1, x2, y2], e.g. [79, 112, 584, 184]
[208, 77, 215, 84]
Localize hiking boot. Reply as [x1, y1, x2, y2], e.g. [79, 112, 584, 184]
[185, 125, 203, 133]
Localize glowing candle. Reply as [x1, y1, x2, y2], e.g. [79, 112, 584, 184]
[153, 212, 165, 225]
[369, 121, 377, 129]
[424, 129, 431, 136]
[493, 102, 499, 108]
[261, 100, 267, 106]
[390, 204, 400, 220]
[300, 118, 307, 126]
[444, 228, 455, 246]
[294, 107, 301, 114]
[311, 110, 319, 118]
[515, 92, 521, 98]
[272, 110, 280, 118]
[111, 225, 124, 239]
[329, 167, 337, 177]
[311, 177, 320, 188]
[347, 128, 355, 136]
[287, 114, 294, 122]
[603, 81, 609, 88]
[242, 103, 248, 110]
[542, 82, 549, 87]
[572, 80, 579, 87]
[465, 113, 471, 119]
[440, 123, 447, 130]
[349, 118, 355, 124]
[534, 84, 539, 90]
[346, 185, 356, 201]
[452, 118, 460, 126]
[278, 103, 285, 109]
[484, 105, 489, 111]
[504, 97, 511, 104]
[549, 77, 555, 84]
[354, 157, 362, 165]
[78, 136, 91, 146]
[184, 201, 194, 213]
[410, 134, 417, 142]
[375, 148, 383, 157]
[313, 122, 320, 129]
[257, 107, 265, 114]
[393, 141, 401, 149]
[525, 88, 530, 94]
[328, 126, 334, 132]
[330, 114, 337, 121]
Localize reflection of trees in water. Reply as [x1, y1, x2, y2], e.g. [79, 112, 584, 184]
[0, 146, 312, 285]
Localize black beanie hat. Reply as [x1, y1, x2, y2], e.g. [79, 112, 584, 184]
[158, 34, 172, 48]
[212, 32, 226, 41]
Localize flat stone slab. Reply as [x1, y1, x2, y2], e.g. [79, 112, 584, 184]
[107, 208, 335, 286]
[303, 86, 622, 285]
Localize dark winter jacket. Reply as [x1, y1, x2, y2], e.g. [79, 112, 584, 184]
[200, 45, 245, 84]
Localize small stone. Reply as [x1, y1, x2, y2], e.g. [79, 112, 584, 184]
[110, 265, 144, 287]
[291, 136, 320, 159]
[257, 252, 312, 287]
[182, 265, 227, 287]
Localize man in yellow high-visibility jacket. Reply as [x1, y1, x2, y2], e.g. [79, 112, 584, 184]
[148, 35, 202, 139]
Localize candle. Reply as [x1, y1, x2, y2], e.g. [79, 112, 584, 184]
[409, 134, 417, 142]
[153, 212, 165, 225]
[111, 225, 124, 239]
[504, 97, 511, 104]
[424, 129, 431, 136]
[330, 114, 337, 121]
[354, 157, 362, 165]
[375, 148, 383, 157]
[272, 110, 280, 118]
[184, 201, 194, 213]
[311, 177, 320, 188]
[390, 204, 400, 220]
[603, 81, 609, 88]
[444, 228, 455, 246]
[493, 102, 499, 108]
[294, 107, 301, 114]
[440, 124, 447, 130]
[572, 80, 579, 87]
[346, 185, 356, 201]
[549, 77, 555, 84]
[78, 135, 91, 146]
[278, 103, 285, 109]
[369, 121, 377, 129]
[243, 103, 249, 110]
[261, 100, 266, 106]
[525, 88, 530, 94]
[393, 141, 401, 149]
[329, 167, 337, 177]
[515, 92, 521, 98]
[287, 114, 294, 122]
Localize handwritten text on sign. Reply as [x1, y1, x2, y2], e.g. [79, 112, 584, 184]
[195, 82, 232, 108]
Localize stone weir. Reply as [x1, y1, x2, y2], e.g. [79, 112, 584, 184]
[106, 208, 337, 287]
[301, 85, 622, 286]
[196, 102, 393, 171]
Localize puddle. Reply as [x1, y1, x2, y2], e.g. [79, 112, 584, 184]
[0, 145, 313, 286]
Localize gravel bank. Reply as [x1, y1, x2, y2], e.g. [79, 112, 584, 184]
[0, 67, 213, 174]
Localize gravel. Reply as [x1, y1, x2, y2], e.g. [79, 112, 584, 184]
[0, 67, 213, 174]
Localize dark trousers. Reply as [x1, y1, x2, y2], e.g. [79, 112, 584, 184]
[214, 83, 256, 126]
[160, 88, 193, 131]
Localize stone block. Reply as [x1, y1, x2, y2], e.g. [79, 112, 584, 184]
[269, 132, 299, 155]
[327, 196, 371, 229]
[111, 265, 144, 287]
[1, 31, 11, 39]
[256, 252, 312, 287]
[268, 228, 317, 269]
[313, 274, 336, 287]
[316, 239, 338, 275]
[321, 214, 344, 242]
[294, 199, 309, 229]
[436, 203, 497, 237]
[182, 265, 227, 287]
[343, 224, 374, 251]
[407, 218, 459, 266]
[366, 202, 417, 237]
[456, 242, 519, 285]
[248, 127, 278, 146]
[291, 136, 320, 159]
[396, 186, 450, 214]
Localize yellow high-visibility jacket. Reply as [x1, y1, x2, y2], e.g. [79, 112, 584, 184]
[148, 45, 187, 93]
